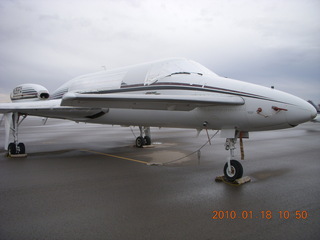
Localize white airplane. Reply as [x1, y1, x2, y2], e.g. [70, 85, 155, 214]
[0, 58, 317, 181]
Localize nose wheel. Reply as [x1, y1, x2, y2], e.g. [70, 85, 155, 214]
[223, 159, 243, 182]
[223, 137, 244, 182]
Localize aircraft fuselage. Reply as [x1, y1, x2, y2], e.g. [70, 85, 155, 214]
[49, 58, 316, 132]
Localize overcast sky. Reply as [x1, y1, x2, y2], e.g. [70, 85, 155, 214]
[0, 0, 319, 103]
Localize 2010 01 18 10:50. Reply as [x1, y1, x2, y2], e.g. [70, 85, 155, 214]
[211, 210, 309, 220]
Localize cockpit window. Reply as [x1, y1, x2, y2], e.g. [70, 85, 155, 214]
[145, 59, 216, 85]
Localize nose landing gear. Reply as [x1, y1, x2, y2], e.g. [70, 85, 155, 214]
[223, 137, 243, 182]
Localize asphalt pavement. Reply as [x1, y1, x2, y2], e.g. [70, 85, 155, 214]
[0, 117, 319, 240]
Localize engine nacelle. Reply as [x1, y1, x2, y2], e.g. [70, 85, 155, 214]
[11, 84, 50, 102]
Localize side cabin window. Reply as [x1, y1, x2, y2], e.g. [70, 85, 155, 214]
[72, 71, 126, 92]
[121, 65, 149, 88]
[52, 70, 126, 98]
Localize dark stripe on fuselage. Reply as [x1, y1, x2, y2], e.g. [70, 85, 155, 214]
[82, 82, 291, 105]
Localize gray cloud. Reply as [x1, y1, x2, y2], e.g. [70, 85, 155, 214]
[0, 0, 319, 103]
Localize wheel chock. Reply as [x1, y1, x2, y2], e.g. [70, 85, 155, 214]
[7, 153, 28, 158]
[215, 175, 251, 185]
[235, 176, 251, 184]
[142, 145, 155, 148]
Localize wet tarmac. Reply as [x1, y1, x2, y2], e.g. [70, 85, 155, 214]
[0, 117, 319, 240]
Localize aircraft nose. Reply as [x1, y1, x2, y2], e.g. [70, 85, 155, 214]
[310, 105, 318, 119]
[286, 98, 318, 126]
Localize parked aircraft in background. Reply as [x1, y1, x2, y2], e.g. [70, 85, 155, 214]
[308, 100, 320, 123]
[0, 58, 317, 181]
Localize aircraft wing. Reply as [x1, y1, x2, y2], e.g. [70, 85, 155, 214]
[0, 92, 244, 120]
[61, 92, 244, 111]
[0, 99, 105, 120]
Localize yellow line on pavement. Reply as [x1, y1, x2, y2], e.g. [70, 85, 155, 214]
[79, 149, 148, 165]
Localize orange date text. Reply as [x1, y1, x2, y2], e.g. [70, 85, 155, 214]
[211, 210, 308, 220]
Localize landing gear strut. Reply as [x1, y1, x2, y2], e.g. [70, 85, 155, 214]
[223, 137, 243, 181]
[135, 126, 152, 148]
[7, 112, 27, 156]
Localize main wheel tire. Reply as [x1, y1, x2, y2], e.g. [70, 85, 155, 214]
[18, 143, 26, 154]
[136, 136, 144, 148]
[8, 143, 17, 155]
[223, 160, 243, 182]
[144, 136, 151, 145]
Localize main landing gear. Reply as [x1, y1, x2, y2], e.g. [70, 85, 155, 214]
[135, 126, 152, 148]
[223, 137, 243, 182]
[6, 112, 27, 156]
